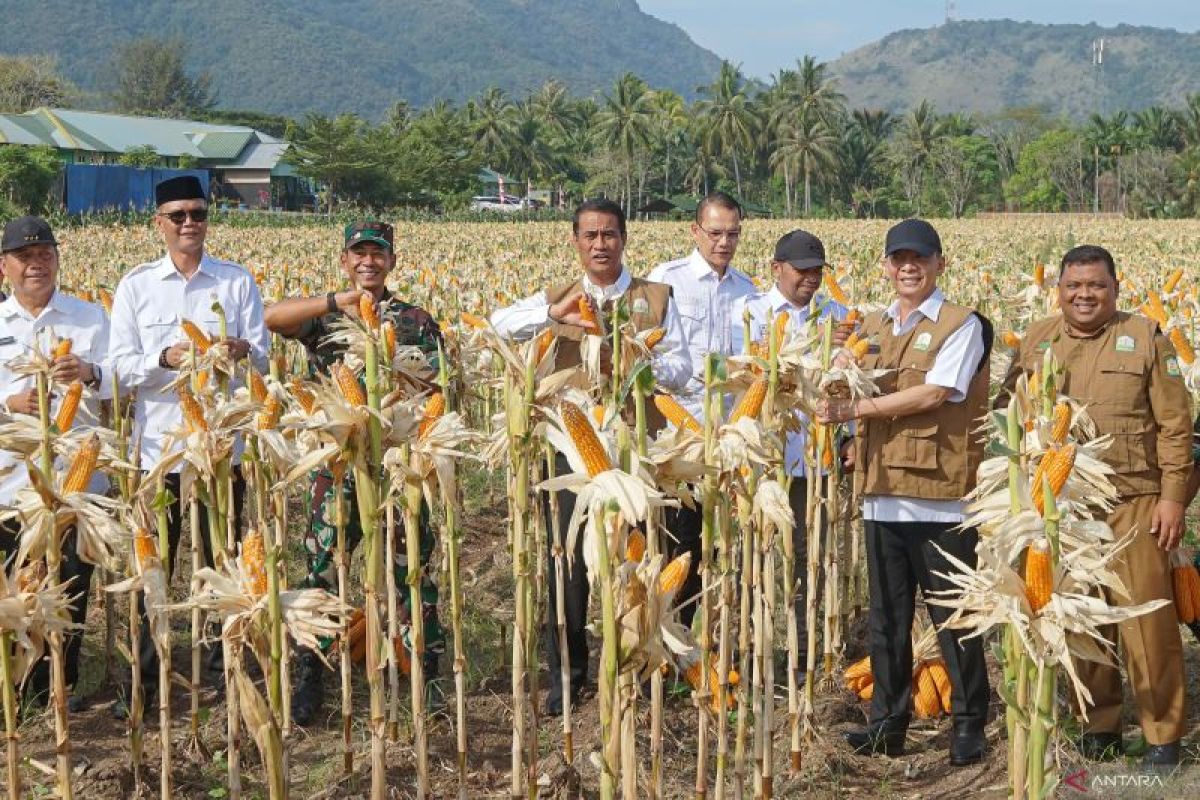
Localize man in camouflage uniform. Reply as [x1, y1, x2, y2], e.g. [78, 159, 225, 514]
[264, 220, 445, 725]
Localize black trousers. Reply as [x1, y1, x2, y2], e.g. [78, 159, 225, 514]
[788, 477, 827, 660]
[136, 469, 245, 691]
[863, 519, 989, 730]
[544, 455, 589, 703]
[0, 520, 94, 692]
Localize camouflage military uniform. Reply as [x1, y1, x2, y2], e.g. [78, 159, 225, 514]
[292, 290, 445, 667]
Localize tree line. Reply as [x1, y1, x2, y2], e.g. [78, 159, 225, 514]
[6, 42, 1200, 218]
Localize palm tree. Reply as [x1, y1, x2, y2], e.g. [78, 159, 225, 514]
[770, 110, 837, 215]
[1132, 106, 1181, 152]
[649, 89, 688, 198]
[891, 100, 944, 214]
[697, 61, 759, 198]
[470, 86, 516, 172]
[1085, 111, 1130, 211]
[794, 55, 846, 124]
[508, 102, 558, 196]
[594, 73, 654, 214]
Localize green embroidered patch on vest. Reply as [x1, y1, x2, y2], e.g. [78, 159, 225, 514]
[1115, 335, 1135, 353]
[1037, 341, 1051, 351]
[913, 332, 933, 352]
[1166, 356, 1182, 377]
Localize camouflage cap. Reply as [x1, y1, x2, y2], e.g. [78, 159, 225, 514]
[344, 221, 394, 250]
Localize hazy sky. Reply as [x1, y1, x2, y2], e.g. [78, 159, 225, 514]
[639, 0, 1200, 79]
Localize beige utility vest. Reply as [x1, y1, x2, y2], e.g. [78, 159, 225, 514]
[854, 301, 989, 500]
[544, 277, 671, 431]
[1018, 312, 1161, 498]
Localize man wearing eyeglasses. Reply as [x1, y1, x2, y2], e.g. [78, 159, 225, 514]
[647, 191, 757, 627]
[108, 174, 270, 715]
[731, 229, 849, 682]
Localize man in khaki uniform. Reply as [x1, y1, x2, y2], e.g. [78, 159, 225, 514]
[491, 198, 691, 714]
[818, 219, 992, 766]
[999, 244, 1194, 766]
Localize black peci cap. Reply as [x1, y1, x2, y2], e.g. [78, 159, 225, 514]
[773, 229, 827, 269]
[885, 218, 942, 257]
[155, 175, 206, 206]
[1, 216, 57, 253]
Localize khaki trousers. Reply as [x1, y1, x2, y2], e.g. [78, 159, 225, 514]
[1077, 494, 1186, 744]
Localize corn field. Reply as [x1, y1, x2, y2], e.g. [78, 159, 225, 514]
[1, 216, 1198, 799]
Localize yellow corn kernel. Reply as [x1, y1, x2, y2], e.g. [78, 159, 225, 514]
[625, 529, 646, 562]
[460, 312, 488, 330]
[823, 273, 849, 305]
[1174, 565, 1196, 623]
[359, 292, 380, 330]
[248, 368, 268, 403]
[381, 321, 396, 362]
[62, 434, 100, 495]
[1033, 262, 1046, 288]
[180, 319, 212, 353]
[55, 381, 83, 432]
[577, 295, 599, 330]
[332, 362, 366, 406]
[134, 528, 158, 570]
[1142, 291, 1169, 327]
[97, 289, 114, 314]
[1001, 330, 1022, 350]
[728, 378, 768, 423]
[653, 394, 701, 433]
[913, 664, 941, 718]
[657, 552, 692, 595]
[643, 327, 666, 351]
[533, 328, 554, 363]
[1049, 401, 1072, 445]
[560, 400, 611, 477]
[1024, 538, 1053, 613]
[257, 395, 283, 430]
[927, 659, 952, 714]
[418, 392, 446, 439]
[241, 531, 268, 598]
[1031, 444, 1075, 515]
[1169, 327, 1195, 365]
[850, 338, 870, 361]
[771, 312, 789, 343]
[195, 370, 211, 392]
[289, 377, 316, 414]
[52, 338, 73, 359]
[1164, 267, 1185, 294]
[844, 308, 862, 327]
[180, 390, 208, 433]
[844, 654, 872, 682]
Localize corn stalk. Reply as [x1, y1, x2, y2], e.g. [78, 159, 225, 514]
[1, 630, 18, 800]
[694, 354, 719, 800]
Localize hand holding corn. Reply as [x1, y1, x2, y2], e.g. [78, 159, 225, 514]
[50, 352, 96, 385]
[547, 291, 600, 332]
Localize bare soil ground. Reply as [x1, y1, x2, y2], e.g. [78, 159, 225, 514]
[11, 473, 1200, 799]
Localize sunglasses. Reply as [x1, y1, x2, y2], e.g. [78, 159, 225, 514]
[158, 208, 209, 225]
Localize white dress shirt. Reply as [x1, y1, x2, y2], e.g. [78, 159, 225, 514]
[861, 288, 985, 523]
[0, 290, 110, 504]
[733, 287, 848, 477]
[489, 266, 692, 391]
[108, 251, 269, 469]
[647, 250, 757, 419]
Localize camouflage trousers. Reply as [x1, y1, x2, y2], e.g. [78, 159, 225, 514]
[304, 470, 445, 666]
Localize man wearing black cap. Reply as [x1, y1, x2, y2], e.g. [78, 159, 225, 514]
[265, 221, 446, 725]
[0, 216, 110, 710]
[733, 229, 851, 679]
[817, 219, 992, 765]
[108, 175, 270, 713]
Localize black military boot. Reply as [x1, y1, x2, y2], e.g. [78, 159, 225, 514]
[290, 647, 326, 727]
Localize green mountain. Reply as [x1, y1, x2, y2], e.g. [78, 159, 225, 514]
[829, 19, 1200, 117]
[0, 0, 722, 118]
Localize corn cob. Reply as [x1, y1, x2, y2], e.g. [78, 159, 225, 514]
[850, 338, 870, 361]
[97, 288, 114, 314]
[1169, 327, 1195, 365]
[1174, 564, 1196, 623]
[560, 400, 611, 477]
[1141, 292, 1169, 327]
[657, 553, 691, 595]
[257, 395, 283, 430]
[180, 319, 213, 353]
[772, 312, 789, 343]
[577, 295, 599, 330]
[381, 321, 396, 362]
[1024, 538, 1053, 613]
[196, 370, 211, 392]
[62, 434, 101, 494]
[290, 376, 316, 414]
[533, 328, 554, 363]
[1033, 262, 1046, 288]
[418, 392, 446, 439]
[332, 362, 366, 406]
[683, 655, 739, 712]
[180, 390, 208, 433]
[248, 368, 268, 403]
[654, 394, 702, 433]
[52, 338, 72, 359]
[55, 381, 83, 432]
[134, 528, 158, 570]
[927, 659, 952, 714]
[844, 655, 872, 682]
[1164, 267, 1185, 294]
[913, 664, 941, 718]
[1049, 401, 1072, 445]
[844, 331, 862, 350]
[1001, 330, 1022, 350]
[460, 312, 488, 330]
[16, 560, 46, 592]
[844, 308, 862, 326]
[859, 680, 874, 700]
[359, 292, 380, 329]
[1031, 444, 1075, 515]
[1186, 567, 1200, 626]
[728, 378, 768, 423]
[823, 273, 849, 305]
[644, 327, 666, 351]
[241, 531, 268, 598]
[591, 404, 607, 427]
[625, 529, 646, 562]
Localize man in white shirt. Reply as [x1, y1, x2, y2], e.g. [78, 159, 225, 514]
[491, 198, 691, 714]
[818, 219, 992, 766]
[108, 175, 269, 710]
[646, 192, 757, 627]
[733, 229, 849, 672]
[0, 216, 109, 710]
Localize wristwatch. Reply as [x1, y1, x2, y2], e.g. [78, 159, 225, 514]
[86, 365, 102, 389]
[327, 291, 338, 314]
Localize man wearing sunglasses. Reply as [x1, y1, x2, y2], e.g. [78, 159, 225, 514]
[108, 174, 270, 715]
[646, 191, 757, 628]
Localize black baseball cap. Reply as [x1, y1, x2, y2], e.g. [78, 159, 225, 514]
[1, 216, 57, 253]
[344, 221, 394, 250]
[773, 229, 827, 270]
[885, 218, 941, 257]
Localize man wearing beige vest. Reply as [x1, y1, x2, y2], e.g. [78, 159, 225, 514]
[491, 198, 691, 714]
[818, 219, 992, 766]
[999, 244, 1193, 767]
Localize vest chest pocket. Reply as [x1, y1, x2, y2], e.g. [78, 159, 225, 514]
[895, 352, 934, 391]
[1092, 357, 1149, 415]
[1094, 417, 1156, 474]
[882, 421, 939, 470]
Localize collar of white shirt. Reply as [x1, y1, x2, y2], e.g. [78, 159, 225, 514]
[581, 266, 632, 302]
[0, 288, 71, 322]
[884, 287, 946, 324]
[767, 286, 832, 319]
[150, 250, 218, 281]
[685, 248, 751, 286]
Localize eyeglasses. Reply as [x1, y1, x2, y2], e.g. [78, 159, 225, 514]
[158, 208, 209, 225]
[696, 226, 741, 242]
